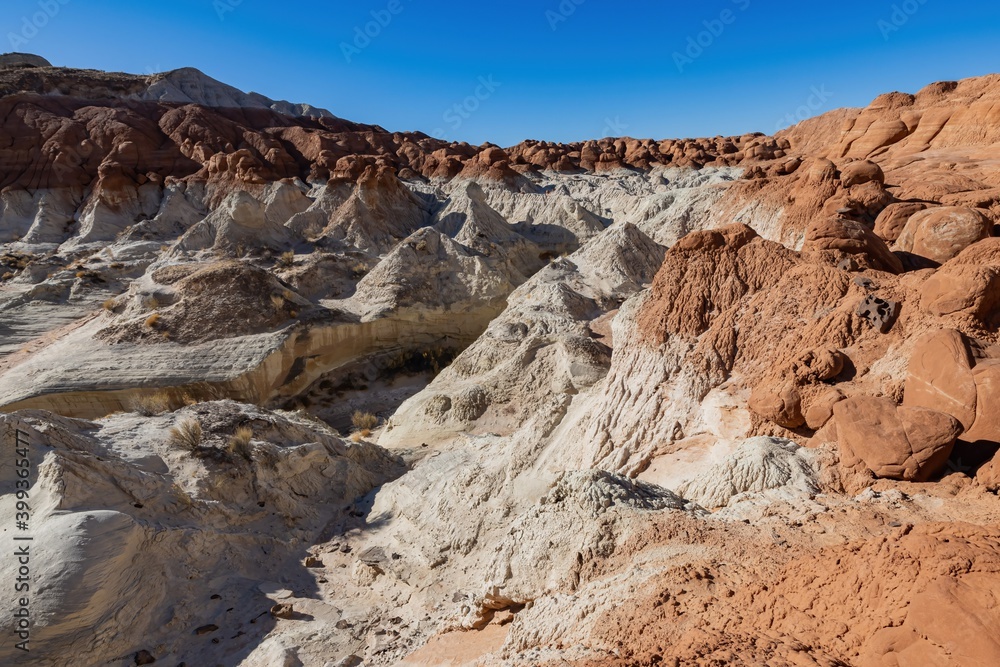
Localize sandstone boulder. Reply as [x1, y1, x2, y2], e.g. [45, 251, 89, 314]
[873, 202, 931, 243]
[749, 347, 848, 429]
[829, 180, 895, 225]
[788, 347, 845, 382]
[840, 160, 884, 187]
[895, 206, 992, 265]
[803, 215, 903, 273]
[902, 329, 978, 430]
[977, 452, 1000, 491]
[748, 380, 804, 429]
[807, 157, 838, 184]
[963, 360, 1000, 445]
[802, 386, 845, 430]
[920, 238, 1000, 326]
[833, 396, 961, 481]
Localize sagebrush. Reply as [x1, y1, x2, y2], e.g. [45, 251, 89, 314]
[168, 418, 203, 452]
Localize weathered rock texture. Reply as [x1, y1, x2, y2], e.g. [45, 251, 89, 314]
[2, 60, 1000, 667]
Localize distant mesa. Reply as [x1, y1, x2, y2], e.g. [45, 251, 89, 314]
[0, 57, 336, 121]
[0, 52, 52, 69]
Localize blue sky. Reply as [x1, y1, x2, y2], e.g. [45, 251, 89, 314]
[5, 0, 1000, 146]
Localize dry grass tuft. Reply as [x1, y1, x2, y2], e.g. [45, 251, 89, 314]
[276, 250, 296, 268]
[168, 418, 203, 452]
[102, 298, 117, 312]
[227, 426, 254, 461]
[179, 383, 228, 407]
[269, 293, 286, 310]
[144, 312, 161, 328]
[75, 269, 101, 281]
[351, 411, 378, 436]
[129, 391, 173, 416]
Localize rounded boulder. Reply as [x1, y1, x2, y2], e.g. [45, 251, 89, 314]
[895, 206, 993, 265]
[833, 396, 961, 481]
[840, 160, 885, 188]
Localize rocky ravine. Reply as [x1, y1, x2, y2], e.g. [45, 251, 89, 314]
[1, 57, 1000, 666]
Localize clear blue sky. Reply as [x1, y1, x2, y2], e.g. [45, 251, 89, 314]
[5, 0, 1000, 146]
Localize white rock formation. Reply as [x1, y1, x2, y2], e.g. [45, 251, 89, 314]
[0, 405, 403, 665]
[674, 436, 822, 508]
[142, 68, 337, 119]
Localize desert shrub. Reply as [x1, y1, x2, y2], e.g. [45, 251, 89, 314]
[179, 383, 228, 407]
[102, 298, 117, 312]
[75, 269, 102, 281]
[270, 293, 286, 310]
[1, 252, 34, 271]
[351, 411, 378, 436]
[129, 391, 173, 416]
[227, 426, 254, 461]
[144, 313, 161, 328]
[168, 418, 203, 452]
[276, 250, 296, 268]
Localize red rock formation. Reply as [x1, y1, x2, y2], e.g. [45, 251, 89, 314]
[895, 206, 993, 265]
[874, 201, 932, 243]
[637, 224, 796, 344]
[834, 396, 961, 481]
[802, 215, 903, 273]
[839, 159, 884, 187]
[920, 238, 1000, 329]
